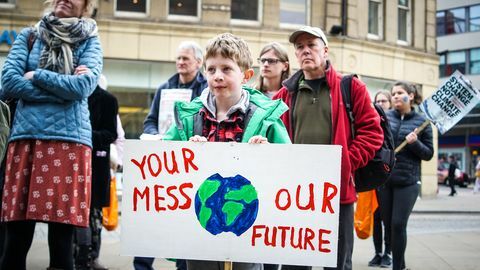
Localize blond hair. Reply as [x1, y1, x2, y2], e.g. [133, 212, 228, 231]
[204, 33, 252, 71]
[44, 0, 97, 17]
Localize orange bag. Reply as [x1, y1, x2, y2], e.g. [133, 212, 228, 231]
[354, 190, 378, 239]
[102, 175, 119, 231]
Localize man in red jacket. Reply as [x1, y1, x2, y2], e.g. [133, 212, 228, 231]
[274, 26, 383, 270]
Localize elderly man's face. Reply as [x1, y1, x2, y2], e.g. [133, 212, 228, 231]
[176, 48, 202, 77]
[294, 33, 328, 74]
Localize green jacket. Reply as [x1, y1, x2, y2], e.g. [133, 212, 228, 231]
[0, 100, 10, 164]
[164, 86, 291, 144]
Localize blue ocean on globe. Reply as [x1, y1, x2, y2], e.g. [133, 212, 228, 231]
[194, 173, 259, 236]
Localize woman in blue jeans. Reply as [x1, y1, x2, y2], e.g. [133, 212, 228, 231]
[378, 81, 433, 270]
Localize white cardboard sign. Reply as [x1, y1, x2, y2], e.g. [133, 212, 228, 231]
[420, 70, 480, 134]
[121, 140, 341, 267]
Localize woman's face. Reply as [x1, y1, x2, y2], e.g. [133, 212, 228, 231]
[375, 93, 391, 111]
[259, 49, 288, 80]
[54, 0, 87, 18]
[391, 85, 413, 111]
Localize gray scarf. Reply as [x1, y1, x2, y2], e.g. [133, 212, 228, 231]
[36, 13, 98, 74]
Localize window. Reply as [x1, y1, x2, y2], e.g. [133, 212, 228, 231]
[280, 0, 308, 27]
[368, 0, 383, 38]
[437, 11, 446, 36]
[231, 0, 261, 25]
[168, 0, 199, 20]
[470, 5, 480, 32]
[115, 0, 148, 17]
[439, 54, 446, 77]
[397, 0, 410, 43]
[470, 49, 480, 75]
[0, 0, 15, 8]
[446, 51, 466, 76]
[446, 8, 466, 34]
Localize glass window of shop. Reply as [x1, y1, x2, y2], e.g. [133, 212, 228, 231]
[470, 48, 480, 75]
[0, 0, 14, 8]
[168, 0, 199, 20]
[231, 0, 261, 25]
[279, 0, 308, 27]
[470, 5, 480, 32]
[115, 0, 148, 17]
[368, 0, 383, 38]
[446, 8, 466, 34]
[439, 53, 447, 77]
[436, 11, 446, 36]
[397, 0, 410, 44]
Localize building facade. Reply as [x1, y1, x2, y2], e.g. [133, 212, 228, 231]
[0, 0, 439, 196]
[436, 0, 480, 179]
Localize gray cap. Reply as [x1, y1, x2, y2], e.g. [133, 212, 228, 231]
[289, 26, 328, 47]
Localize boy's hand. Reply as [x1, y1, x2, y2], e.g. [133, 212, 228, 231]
[189, 135, 207, 142]
[248, 135, 269, 144]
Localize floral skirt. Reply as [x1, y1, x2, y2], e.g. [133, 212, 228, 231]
[1, 140, 91, 227]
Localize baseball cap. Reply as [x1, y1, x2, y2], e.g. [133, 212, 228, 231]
[289, 26, 328, 47]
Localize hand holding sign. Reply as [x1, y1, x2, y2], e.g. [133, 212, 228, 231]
[396, 71, 479, 153]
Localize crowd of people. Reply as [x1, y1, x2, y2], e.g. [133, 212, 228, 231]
[0, 1, 451, 270]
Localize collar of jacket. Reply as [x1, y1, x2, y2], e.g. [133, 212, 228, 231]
[392, 108, 417, 120]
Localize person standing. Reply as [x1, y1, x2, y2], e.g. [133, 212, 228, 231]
[74, 74, 118, 270]
[135, 40, 207, 270]
[474, 156, 480, 194]
[368, 91, 392, 268]
[379, 81, 434, 270]
[254, 42, 290, 98]
[447, 155, 458, 196]
[0, 0, 102, 269]
[274, 26, 384, 270]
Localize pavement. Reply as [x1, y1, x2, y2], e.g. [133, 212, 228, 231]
[26, 185, 480, 270]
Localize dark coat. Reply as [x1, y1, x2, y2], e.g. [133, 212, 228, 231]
[88, 87, 118, 208]
[386, 109, 434, 186]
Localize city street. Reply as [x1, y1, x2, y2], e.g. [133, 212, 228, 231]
[25, 185, 480, 270]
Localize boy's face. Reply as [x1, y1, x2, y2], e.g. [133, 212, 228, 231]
[205, 55, 251, 101]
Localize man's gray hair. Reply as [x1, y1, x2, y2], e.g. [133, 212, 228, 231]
[177, 41, 203, 62]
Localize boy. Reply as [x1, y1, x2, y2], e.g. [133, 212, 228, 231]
[164, 33, 291, 269]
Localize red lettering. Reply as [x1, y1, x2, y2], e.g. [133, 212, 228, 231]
[290, 227, 303, 249]
[296, 183, 315, 211]
[322, 182, 338, 213]
[131, 156, 147, 180]
[318, 229, 332, 253]
[251, 225, 266, 246]
[133, 186, 150, 211]
[303, 228, 315, 250]
[148, 154, 162, 177]
[278, 226, 290, 248]
[182, 148, 198, 173]
[178, 182, 193, 209]
[166, 185, 179, 210]
[154, 185, 166, 212]
[164, 151, 180, 175]
[275, 189, 291, 210]
[264, 226, 277, 247]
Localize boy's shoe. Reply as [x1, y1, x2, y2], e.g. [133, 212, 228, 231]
[368, 254, 382, 267]
[380, 253, 392, 268]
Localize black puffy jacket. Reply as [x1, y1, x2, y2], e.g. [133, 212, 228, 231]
[387, 109, 434, 186]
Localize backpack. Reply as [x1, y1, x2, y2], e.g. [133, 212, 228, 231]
[0, 101, 10, 165]
[340, 74, 395, 192]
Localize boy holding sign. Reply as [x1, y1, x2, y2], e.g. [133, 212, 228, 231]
[164, 33, 291, 269]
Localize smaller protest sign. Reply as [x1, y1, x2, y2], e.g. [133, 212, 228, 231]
[419, 70, 480, 134]
[158, 89, 192, 136]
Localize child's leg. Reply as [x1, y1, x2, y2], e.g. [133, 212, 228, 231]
[0, 220, 36, 270]
[48, 222, 75, 270]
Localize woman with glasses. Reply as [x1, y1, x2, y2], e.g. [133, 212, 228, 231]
[254, 42, 290, 98]
[367, 90, 392, 268]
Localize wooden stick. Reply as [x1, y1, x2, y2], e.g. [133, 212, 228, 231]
[394, 119, 431, 153]
[224, 261, 233, 270]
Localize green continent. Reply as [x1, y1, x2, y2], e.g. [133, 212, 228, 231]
[197, 179, 221, 228]
[224, 184, 258, 203]
[222, 201, 244, 226]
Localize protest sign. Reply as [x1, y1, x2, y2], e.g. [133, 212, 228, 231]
[158, 89, 192, 136]
[121, 140, 341, 267]
[420, 70, 480, 134]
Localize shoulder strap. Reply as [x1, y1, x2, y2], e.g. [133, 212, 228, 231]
[27, 27, 36, 52]
[340, 74, 357, 137]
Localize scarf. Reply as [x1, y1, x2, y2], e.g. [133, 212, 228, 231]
[36, 13, 98, 75]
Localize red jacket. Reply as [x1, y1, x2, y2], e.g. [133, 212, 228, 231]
[273, 64, 383, 204]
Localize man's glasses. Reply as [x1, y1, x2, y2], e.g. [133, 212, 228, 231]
[257, 58, 282, 65]
[376, 99, 389, 104]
